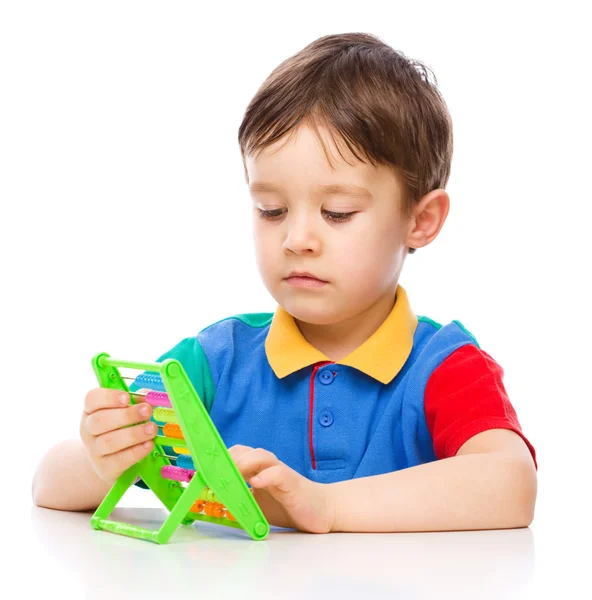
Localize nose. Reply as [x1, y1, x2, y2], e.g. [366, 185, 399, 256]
[283, 212, 321, 255]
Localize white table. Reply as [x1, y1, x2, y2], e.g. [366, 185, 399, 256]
[11, 491, 586, 600]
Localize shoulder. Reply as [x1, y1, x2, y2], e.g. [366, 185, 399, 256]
[406, 315, 482, 376]
[150, 312, 274, 368]
[422, 338, 524, 442]
[148, 312, 274, 410]
[196, 311, 274, 349]
[159, 312, 274, 365]
[415, 315, 480, 348]
[416, 315, 501, 398]
[199, 312, 274, 335]
[426, 342, 504, 390]
[193, 311, 274, 373]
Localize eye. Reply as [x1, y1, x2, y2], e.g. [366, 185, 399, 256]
[257, 208, 356, 222]
[323, 210, 356, 223]
[257, 208, 285, 220]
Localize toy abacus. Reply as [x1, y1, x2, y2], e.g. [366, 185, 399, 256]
[89, 352, 270, 543]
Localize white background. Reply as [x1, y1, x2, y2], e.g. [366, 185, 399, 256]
[1, 0, 591, 593]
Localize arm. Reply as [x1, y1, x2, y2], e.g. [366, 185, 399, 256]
[327, 428, 537, 532]
[32, 439, 113, 512]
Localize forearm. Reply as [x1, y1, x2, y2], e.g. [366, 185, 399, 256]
[328, 452, 537, 533]
[32, 439, 112, 512]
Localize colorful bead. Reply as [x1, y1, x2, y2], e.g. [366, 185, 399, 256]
[190, 499, 206, 513]
[163, 423, 184, 439]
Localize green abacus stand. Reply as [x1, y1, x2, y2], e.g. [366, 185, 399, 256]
[89, 352, 270, 543]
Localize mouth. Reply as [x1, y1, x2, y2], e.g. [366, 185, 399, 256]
[284, 272, 328, 288]
[284, 272, 327, 282]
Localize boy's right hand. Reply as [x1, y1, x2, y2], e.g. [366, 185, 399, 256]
[79, 389, 157, 485]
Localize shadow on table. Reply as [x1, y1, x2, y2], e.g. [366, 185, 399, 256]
[30, 505, 535, 599]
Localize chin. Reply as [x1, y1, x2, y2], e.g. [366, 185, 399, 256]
[280, 297, 344, 325]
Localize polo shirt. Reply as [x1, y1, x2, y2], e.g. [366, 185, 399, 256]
[132, 284, 537, 488]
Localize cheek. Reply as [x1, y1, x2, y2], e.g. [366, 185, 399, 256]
[336, 227, 401, 280]
[253, 228, 278, 273]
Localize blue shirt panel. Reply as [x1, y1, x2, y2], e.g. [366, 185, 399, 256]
[188, 316, 477, 485]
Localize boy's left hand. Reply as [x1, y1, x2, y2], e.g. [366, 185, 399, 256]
[228, 445, 335, 533]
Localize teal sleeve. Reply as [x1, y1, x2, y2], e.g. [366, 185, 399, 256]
[129, 336, 216, 489]
[129, 336, 216, 412]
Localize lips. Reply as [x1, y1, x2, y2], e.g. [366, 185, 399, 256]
[285, 272, 326, 282]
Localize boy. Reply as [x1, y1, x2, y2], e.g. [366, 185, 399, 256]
[33, 32, 537, 533]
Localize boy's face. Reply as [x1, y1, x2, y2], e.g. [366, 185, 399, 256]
[246, 122, 412, 325]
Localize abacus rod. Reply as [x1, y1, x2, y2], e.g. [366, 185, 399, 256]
[99, 357, 162, 372]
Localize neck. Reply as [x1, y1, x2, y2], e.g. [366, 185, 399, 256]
[294, 289, 397, 362]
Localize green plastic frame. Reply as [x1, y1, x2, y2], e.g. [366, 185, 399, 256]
[89, 352, 269, 543]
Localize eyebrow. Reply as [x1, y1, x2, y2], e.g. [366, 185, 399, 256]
[249, 182, 373, 201]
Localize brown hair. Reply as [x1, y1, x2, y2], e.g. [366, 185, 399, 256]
[238, 32, 453, 254]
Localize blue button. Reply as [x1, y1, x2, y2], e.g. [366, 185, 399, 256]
[319, 370, 335, 385]
[319, 411, 334, 427]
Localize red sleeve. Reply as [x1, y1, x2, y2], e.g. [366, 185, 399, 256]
[424, 344, 537, 469]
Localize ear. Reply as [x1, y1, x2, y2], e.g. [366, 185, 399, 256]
[405, 189, 450, 251]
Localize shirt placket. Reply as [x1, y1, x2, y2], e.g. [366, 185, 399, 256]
[308, 361, 335, 470]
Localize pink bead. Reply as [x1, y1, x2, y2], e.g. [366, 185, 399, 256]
[145, 391, 172, 407]
[161, 465, 195, 483]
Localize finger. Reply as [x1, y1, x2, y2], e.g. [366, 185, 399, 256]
[92, 420, 158, 457]
[101, 439, 156, 481]
[250, 463, 293, 490]
[227, 444, 255, 461]
[85, 402, 153, 436]
[232, 448, 280, 481]
[84, 388, 132, 414]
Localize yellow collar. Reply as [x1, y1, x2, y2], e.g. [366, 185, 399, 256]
[265, 284, 418, 384]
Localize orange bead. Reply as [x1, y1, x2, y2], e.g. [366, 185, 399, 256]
[163, 423, 184, 439]
[190, 499, 206, 513]
[203, 502, 216, 517]
[211, 503, 225, 518]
